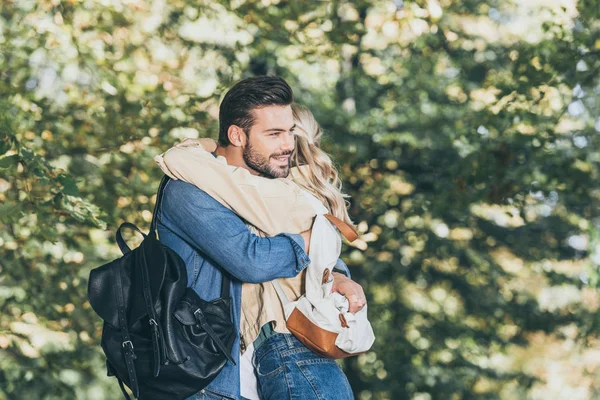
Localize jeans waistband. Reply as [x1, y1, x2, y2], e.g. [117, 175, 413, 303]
[257, 331, 304, 354]
[253, 321, 277, 350]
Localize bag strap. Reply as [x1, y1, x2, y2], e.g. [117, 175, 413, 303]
[150, 175, 170, 235]
[193, 308, 236, 365]
[324, 214, 358, 242]
[116, 223, 146, 255]
[114, 264, 140, 398]
[143, 177, 171, 375]
[116, 378, 132, 400]
[220, 273, 231, 299]
[140, 245, 164, 377]
[115, 175, 169, 251]
[272, 280, 291, 306]
[106, 361, 132, 400]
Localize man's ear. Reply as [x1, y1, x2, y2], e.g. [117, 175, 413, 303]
[228, 125, 247, 147]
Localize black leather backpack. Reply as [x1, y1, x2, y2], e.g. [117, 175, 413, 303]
[87, 177, 235, 399]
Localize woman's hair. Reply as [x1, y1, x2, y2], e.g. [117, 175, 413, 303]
[291, 103, 354, 227]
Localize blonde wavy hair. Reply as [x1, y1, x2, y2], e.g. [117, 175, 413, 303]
[291, 103, 354, 227]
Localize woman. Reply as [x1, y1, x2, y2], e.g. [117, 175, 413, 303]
[155, 104, 373, 399]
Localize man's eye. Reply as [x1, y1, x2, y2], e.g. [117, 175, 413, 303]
[269, 132, 279, 136]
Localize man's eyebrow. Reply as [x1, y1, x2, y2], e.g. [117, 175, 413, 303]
[263, 124, 296, 133]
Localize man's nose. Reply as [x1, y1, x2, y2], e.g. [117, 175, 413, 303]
[281, 131, 295, 152]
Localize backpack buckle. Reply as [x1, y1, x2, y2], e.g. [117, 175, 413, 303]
[122, 340, 137, 360]
[193, 309, 205, 322]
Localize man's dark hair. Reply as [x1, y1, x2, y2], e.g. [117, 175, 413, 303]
[218, 76, 294, 146]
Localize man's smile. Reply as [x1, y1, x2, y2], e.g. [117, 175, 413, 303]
[272, 154, 291, 166]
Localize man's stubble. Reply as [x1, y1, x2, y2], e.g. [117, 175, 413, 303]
[242, 140, 292, 179]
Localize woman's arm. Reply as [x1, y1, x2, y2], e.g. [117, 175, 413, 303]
[155, 143, 316, 236]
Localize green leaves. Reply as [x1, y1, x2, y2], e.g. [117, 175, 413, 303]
[0, 154, 18, 169]
[57, 174, 80, 197]
[59, 194, 107, 230]
[0, 0, 599, 398]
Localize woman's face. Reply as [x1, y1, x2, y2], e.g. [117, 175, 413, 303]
[243, 105, 296, 179]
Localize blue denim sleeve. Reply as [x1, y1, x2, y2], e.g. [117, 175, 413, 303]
[333, 258, 351, 278]
[159, 180, 310, 283]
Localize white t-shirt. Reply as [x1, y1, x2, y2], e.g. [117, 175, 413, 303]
[240, 341, 259, 400]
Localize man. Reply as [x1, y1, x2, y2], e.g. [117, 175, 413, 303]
[157, 76, 365, 400]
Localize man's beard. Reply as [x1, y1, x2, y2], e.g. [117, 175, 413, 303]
[243, 141, 291, 179]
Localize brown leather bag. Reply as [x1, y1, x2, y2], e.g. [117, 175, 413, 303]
[272, 214, 374, 359]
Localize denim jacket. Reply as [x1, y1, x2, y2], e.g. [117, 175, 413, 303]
[156, 179, 349, 399]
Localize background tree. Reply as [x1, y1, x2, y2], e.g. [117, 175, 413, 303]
[0, 0, 598, 399]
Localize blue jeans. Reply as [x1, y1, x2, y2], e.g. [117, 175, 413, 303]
[253, 333, 354, 400]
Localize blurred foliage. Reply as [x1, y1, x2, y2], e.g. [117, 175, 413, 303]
[0, 0, 599, 399]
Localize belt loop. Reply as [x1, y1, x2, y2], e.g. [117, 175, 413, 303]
[284, 333, 294, 348]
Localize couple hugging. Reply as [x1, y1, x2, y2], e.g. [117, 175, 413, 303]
[154, 76, 374, 400]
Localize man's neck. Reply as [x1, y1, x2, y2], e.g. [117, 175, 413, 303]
[215, 145, 261, 176]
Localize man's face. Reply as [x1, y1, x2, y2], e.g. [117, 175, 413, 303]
[243, 105, 296, 179]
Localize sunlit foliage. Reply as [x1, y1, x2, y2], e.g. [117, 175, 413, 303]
[0, 0, 598, 399]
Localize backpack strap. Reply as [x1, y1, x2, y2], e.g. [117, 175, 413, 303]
[150, 176, 170, 235]
[145, 177, 171, 374]
[116, 377, 133, 400]
[116, 222, 146, 255]
[114, 264, 140, 398]
[107, 361, 132, 400]
[220, 273, 231, 299]
[193, 308, 236, 365]
[140, 245, 164, 377]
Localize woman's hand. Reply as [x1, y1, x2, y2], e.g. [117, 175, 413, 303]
[331, 272, 367, 313]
